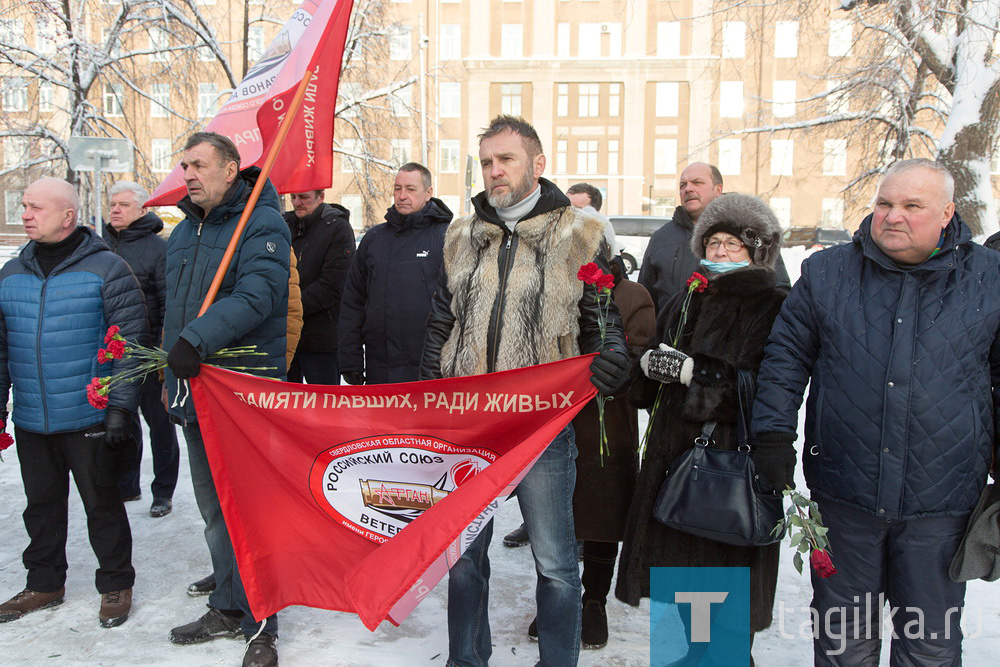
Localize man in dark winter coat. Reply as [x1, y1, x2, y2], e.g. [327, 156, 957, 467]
[0, 178, 147, 629]
[419, 115, 631, 667]
[638, 162, 789, 314]
[284, 189, 354, 385]
[752, 159, 1000, 666]
[105, 181, 179, 518]
[162, 132, 289, 667]
[338, 162, 451, 384]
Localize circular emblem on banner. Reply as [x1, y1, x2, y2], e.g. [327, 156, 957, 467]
[308, 434, 496, 543]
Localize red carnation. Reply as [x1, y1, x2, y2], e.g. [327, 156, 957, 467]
[596, 273, 615, 290]
[103, 325, 120, 344]
[97, 349, 114, 364]
[87, 377, 110, 409]
[686, 272, 709, 293]
[811, 549, 837, 578]
[0, 432, 13, 452]
[577, 262, 602, 285]
[107, 339, 126, 359]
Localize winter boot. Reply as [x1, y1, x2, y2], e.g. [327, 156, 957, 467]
[243, 632, 278, 667]
[581, 599, 608, 649]
[186, 573, 216, 597]
[503, 523, 530, 548]
[527, 617, 538, 641]
[170, 606, 244, 644]
[99, 588, 132, 628]
[0, 587, 64, 623]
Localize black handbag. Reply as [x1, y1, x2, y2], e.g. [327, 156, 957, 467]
[652, 369, 787, 547]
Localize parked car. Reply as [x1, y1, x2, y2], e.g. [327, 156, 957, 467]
[608, 215, 671, 274]
[782, 226, 852, 249]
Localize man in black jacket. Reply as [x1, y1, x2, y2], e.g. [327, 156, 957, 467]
[419, 116, 631, 667]
[105, 181, 178, 519]
[283, 190, 354, 385]
[639, 162, 790, 313]
[338, 163, 452, 384]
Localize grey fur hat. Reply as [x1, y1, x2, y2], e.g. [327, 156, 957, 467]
[691, 193, 783, 269]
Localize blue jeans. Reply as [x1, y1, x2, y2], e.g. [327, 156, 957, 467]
[184, 423, 277, 638]
[287, 351, 340, 385]
[447, 425, 581, 667]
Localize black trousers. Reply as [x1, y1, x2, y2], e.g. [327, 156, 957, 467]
[118, 375, 179, 500]
[15, 424, 135, 594]
[812, 500, 967, 667]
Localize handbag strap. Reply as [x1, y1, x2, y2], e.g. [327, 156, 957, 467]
[736, 369, 756, 451]
[696, 421, 717, 447]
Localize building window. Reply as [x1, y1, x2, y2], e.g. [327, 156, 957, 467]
[4, 137, 28, 169]
[557, 84, 569, 117]
[440, 25, 461, 61]
[39, 81, 54, 113]
[2, 78, 28, 112]
[720, 81, 744, 118]
[769, 198, 791, 228]
[822, 198, 845, 227]
[774, 21, 799, 58]
[556, 140, 567, 174]
[389, 86, 411, 117]
[197, 44, 214, 62]
[0, 19, 25, 46]
[198, 83, 218, 118]
[608, 139, 619, 175]
[823, 139, 847, 176]
[338, 82, 360, 118]
[341, 194, 362, 227]
[340, 138, 361, 174]
[654, 139, 677, 174]
[655, 82, 679, 117]
[829, 19, 852, 57]
[577, 140, 598, 174]
[578, 83, 599, 117]
[36, 15, 58, 53]
[501, 24, 523, 58]
[722, 22, 745, 58]
[579, 24, 600, 59]
[441, 195, 460, 215]
[248, 26, 265, 63]
[557, 24, 570, 58]
[151, 84, 170, 118]
[149, 27, 170, 63]
[390, 25, 411, 60]
[770, 140, 794, 176]
[5, 191, 22, 226]
[151, 139, 172, 173]
[772, 80, 796, 118]
[657, 22, 680, 58]
[609, 83, 621, 117]
[104, 83, 124, 117]
[501, 84, 522, 116]
[391, 139, 410, 167]
[718, 139, 741, 175]
[439, 82, 461, 118]
[826, 81, 849, 115]
[440, 140, 460, 173]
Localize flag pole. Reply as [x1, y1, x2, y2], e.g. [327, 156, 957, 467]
[197, 67, 316, 317]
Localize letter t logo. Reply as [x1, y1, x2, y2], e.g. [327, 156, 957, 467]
[675, 591, 729, 642]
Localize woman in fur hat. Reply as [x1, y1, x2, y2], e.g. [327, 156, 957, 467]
[615, 193, 791, 664]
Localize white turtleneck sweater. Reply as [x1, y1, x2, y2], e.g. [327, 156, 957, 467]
[496, 185, 542, 232]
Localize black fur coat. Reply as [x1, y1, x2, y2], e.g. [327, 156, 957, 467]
[614, 266, 786, 632]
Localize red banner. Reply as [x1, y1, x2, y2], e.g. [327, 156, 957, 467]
[189, 356, 596, 630]
[147, 0, 355, 206]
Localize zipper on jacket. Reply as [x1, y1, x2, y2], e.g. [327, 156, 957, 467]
[37, 279, 50, 433]
[487, 232, 515, 372]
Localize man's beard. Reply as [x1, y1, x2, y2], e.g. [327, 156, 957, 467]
[487, 170, 535, 209]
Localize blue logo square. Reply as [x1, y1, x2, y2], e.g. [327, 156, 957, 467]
[650, 567, 752, 666]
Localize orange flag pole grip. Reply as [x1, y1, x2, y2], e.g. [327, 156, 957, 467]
[197, 68, 316, 317]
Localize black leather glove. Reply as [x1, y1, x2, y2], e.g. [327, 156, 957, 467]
[103, 407, 133, 449]
[342, 371, 366, 385]
[167, 337, 202, 379]
[751, 434, 797, 492]
[589, 347, 630, 395]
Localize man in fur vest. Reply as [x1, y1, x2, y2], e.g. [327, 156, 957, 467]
[420, 115, 631, 667]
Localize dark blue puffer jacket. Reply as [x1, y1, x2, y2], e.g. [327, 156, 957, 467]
[162, 167, 290, 424]
[0, 228, 147, 433]
[752, 213, 1000, 520]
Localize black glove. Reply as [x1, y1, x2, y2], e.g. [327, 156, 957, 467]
[167, 337, 202, 379]
[589, 347, 630, 395]
[104, 407, 133, 449]
[342, 371, 366, 385]
[751, 434, 797, 492]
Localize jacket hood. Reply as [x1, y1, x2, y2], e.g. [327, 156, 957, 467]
[854, 210, 971, 271]
[285, 201, 350, 236]
[176, 166, 281, 223]
[385, 196, 453, 230]
[103, 211, 164, 242]
[691, 193, 783, 270]
[671, 205, 694, 231]
[470, 177, 570, 228]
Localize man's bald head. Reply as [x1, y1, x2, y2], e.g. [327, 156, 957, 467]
[22, 178, 80, 243]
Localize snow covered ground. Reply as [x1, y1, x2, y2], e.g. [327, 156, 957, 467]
[0, 248, 997, 665]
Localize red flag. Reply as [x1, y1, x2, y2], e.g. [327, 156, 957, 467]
[189, 356, 597, 630]
[146, 0, 354, 206]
